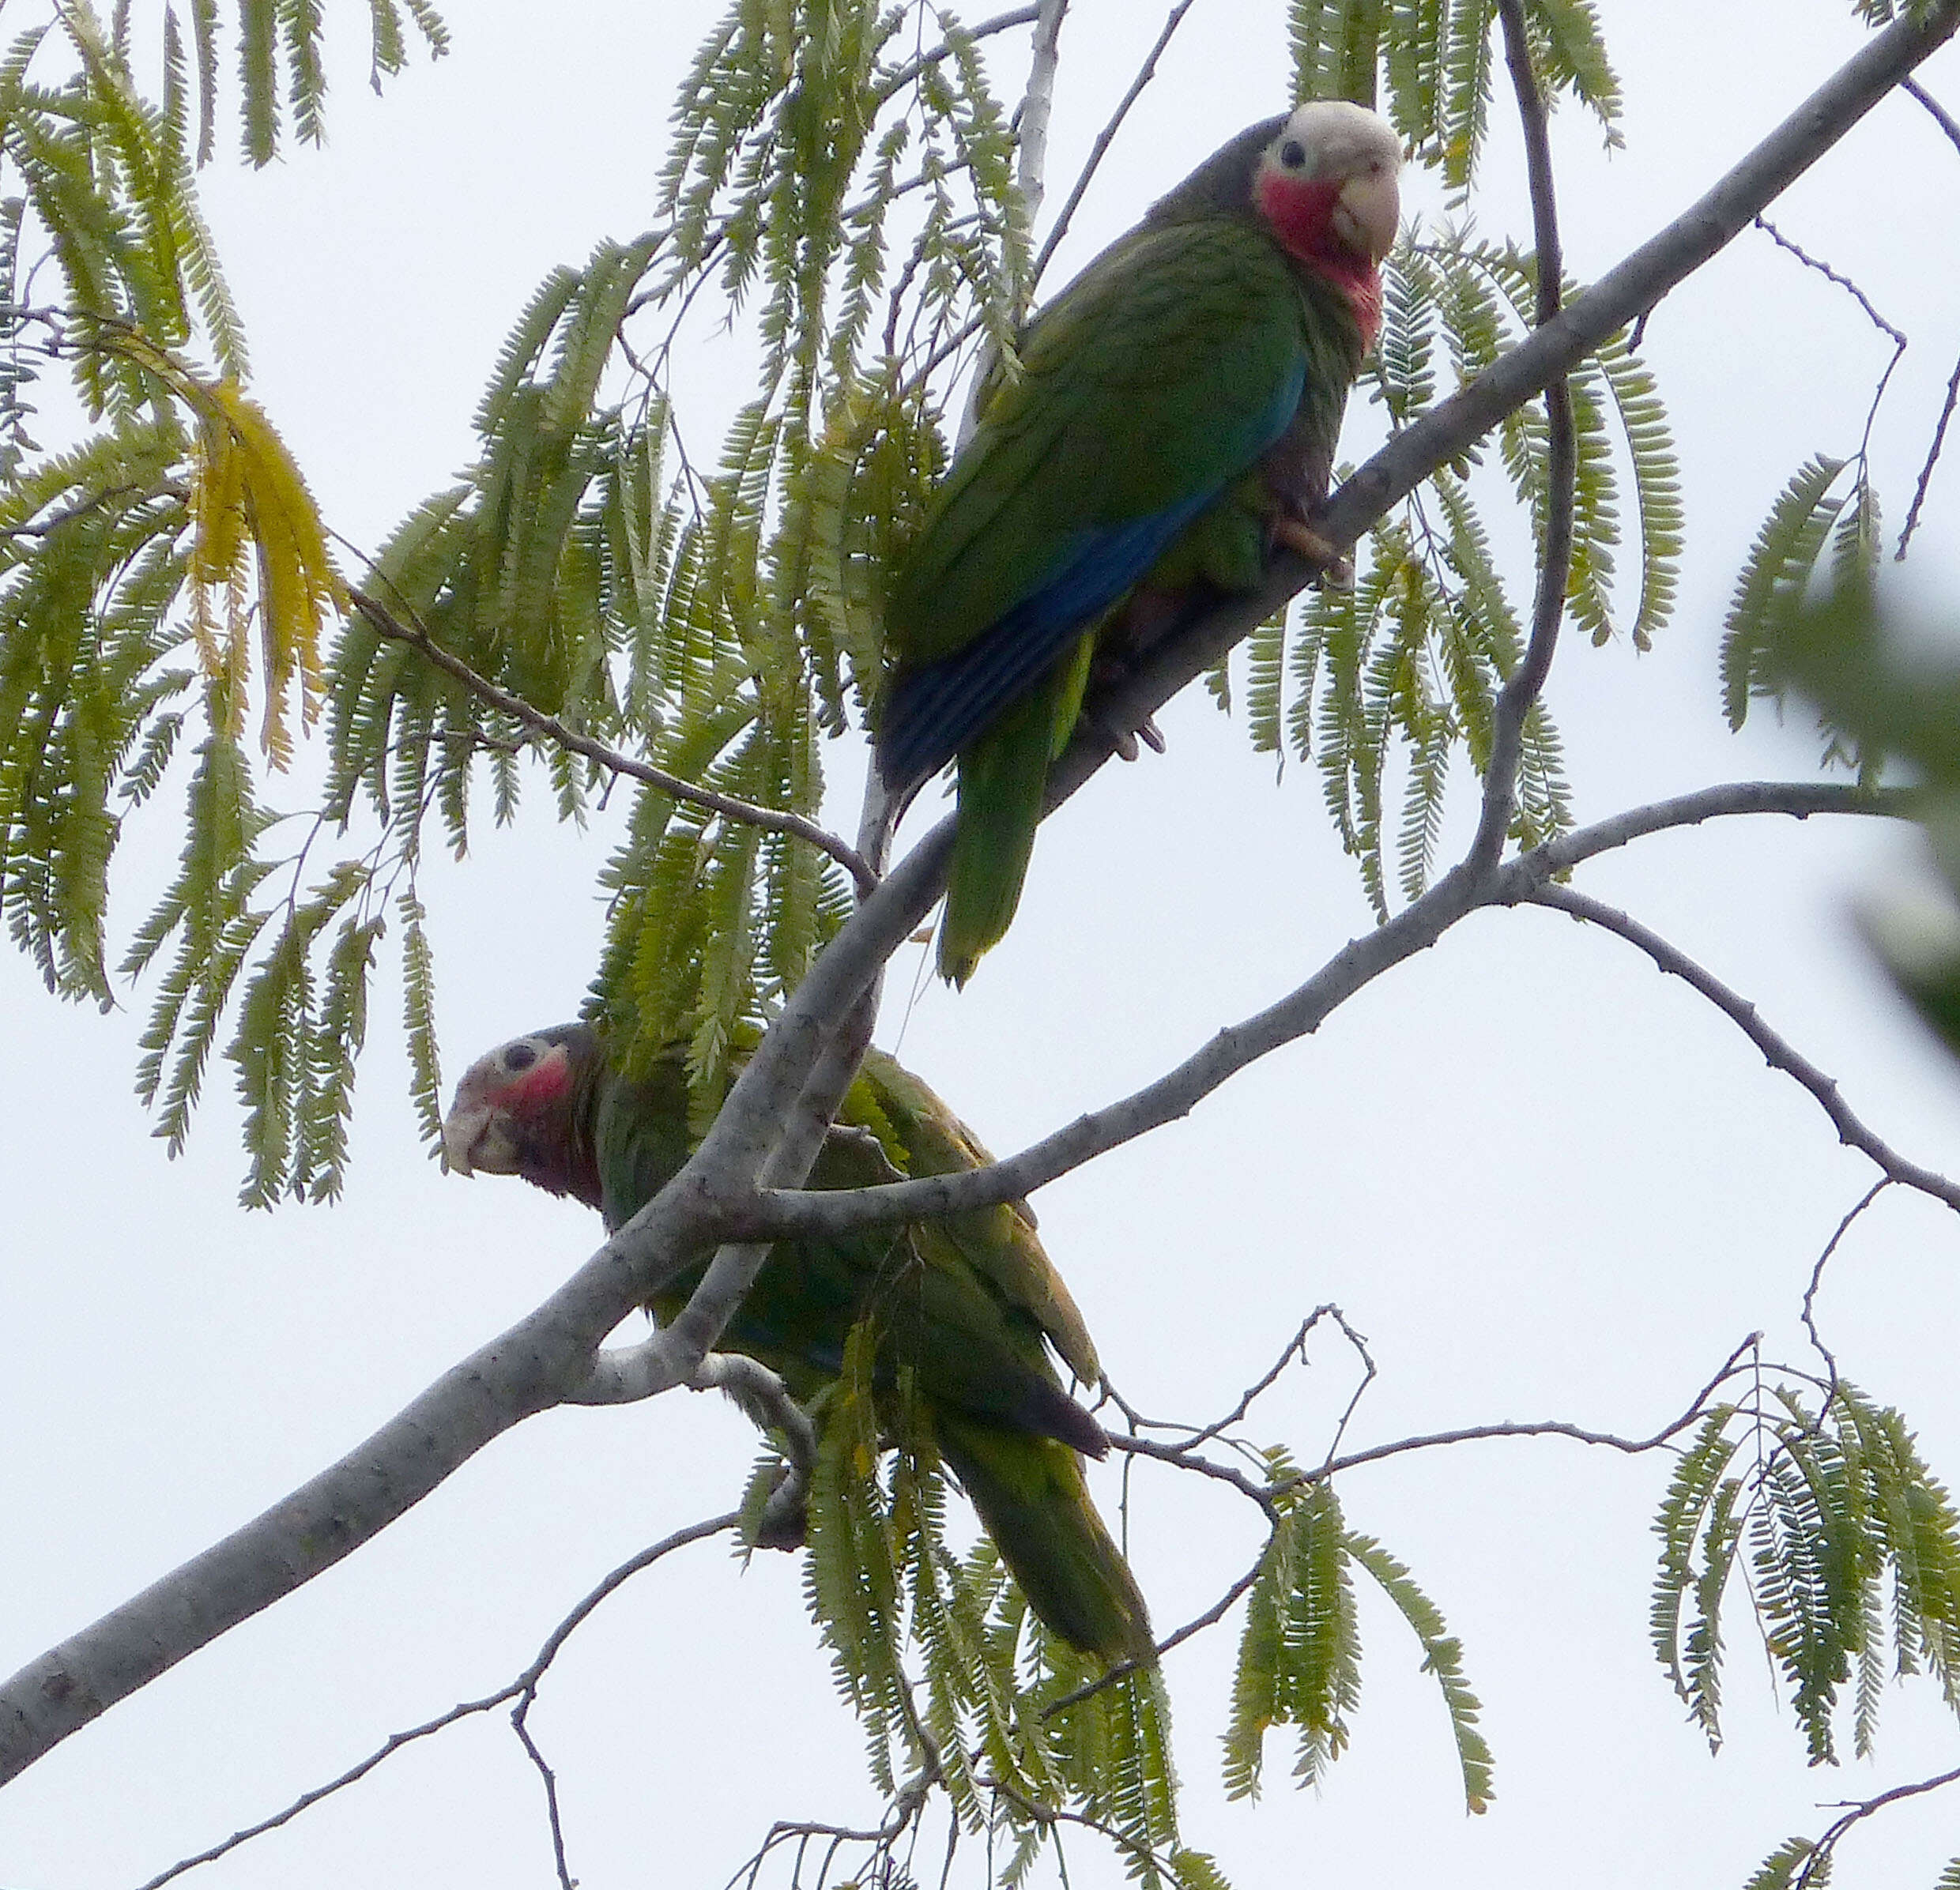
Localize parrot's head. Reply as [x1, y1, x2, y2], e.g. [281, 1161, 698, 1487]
[1253, 100, 1403, 333]
[442, 1022, 603, 1207]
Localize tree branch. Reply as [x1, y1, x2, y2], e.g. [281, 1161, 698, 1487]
[1525, 883, 1960, 1213]
[1028, 0, 1203, 292]
[1794, 1763, 1960, 1890]
[132, 1513, 735, 1890]
[731, 782, 1906, 1241]
[348, 586, 878, 897]
[1470, 0, 1576, 872]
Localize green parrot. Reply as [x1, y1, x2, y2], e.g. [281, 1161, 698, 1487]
[442, 1023, 1153, 1662]
[877, 100, 1403, 985]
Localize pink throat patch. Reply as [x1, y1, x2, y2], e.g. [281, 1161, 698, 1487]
[1257, 168, 1384, 350]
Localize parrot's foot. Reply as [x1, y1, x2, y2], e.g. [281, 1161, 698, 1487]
[1086, 703, 1167, 763]
[830, 1123, 905, 1182]
[1272, 517, 1354, 588]
[756, 1466, 809, 1551]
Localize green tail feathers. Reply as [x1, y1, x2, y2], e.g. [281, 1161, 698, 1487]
[938, 1414, 1154, 1664]
[940, 634, 1097, 986]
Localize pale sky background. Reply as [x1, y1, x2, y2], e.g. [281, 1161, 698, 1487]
[6, 3, 1960, 1886]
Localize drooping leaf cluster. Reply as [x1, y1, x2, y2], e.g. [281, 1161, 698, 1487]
[0, 6, 422, 1200]
[1721, 454, 1887, 780]
[1770, 569, 1960, 1069]
[1653, 1380, 1960, 1766]
[786, 1320, 1216, 1890]
[1288, 0, 1621, 198]
[1220, 1449, 1492, 1813]
[1234, 226, 1679, 912]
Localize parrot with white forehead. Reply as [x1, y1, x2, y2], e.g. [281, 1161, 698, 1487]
[442, 1022, 1154, 1662]
[876, 100, 1404, 985]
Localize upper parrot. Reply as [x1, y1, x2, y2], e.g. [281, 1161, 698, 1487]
[443, 1024, 1153, 1662]
[876, 100, 1403, 986]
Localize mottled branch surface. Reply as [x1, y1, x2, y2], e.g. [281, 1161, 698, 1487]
[3, 2, 1954, 1789]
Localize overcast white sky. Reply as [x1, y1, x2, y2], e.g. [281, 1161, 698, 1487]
[6, 3, 1960, 1886]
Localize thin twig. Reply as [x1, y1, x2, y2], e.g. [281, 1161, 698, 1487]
[509, 1699, 575, 1890]
[1527, 884, 1960, 1212]
[134, 1514, 736, 1890]
[1028, 0, 1203, 291]
[1898, 341, 1960, 559]
[1754, 214, 1908, 348]
[1794, 1763, 1960, 1890]
[1798, 1179, 1890, 1399]
[346, 585, 877, 896]
[1755, 213, 1909, 469]
[875, 3, 1045, 104]
[1472, 0, 1576, 874]
[1904, 74, 1960, 154]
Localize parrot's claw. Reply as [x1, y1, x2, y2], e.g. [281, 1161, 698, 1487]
[1086, 702, 1167, 764]
[1273, 517, 1353, 587]
[756, 1466, 810, 1551]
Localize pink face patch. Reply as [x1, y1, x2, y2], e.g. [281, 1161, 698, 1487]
[496, 1043, 571, 1119]
[1256, 169, 1342, 265]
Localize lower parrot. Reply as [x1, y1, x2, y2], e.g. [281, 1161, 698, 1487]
[876, 100, 1403, 986]
[443, 1023, 1153, 1662]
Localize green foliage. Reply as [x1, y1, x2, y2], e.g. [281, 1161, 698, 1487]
[798, 1320, 1207, 1888]
[1295, 0, 1621, 194]
[1770, 570, 1960, 1067]
[1720, 455, 1887, 776]
[1223, 1456, 1491, 1812]
[1744, 1838, 1825, 1890]
[1652, 1382, 1960, 1764]
[1245, 226, 1678, 913]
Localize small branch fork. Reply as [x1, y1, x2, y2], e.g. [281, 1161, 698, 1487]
[132, 1512, 738, 1890]
[6, 1, 1958, 1793]
[1044, 1327, 1769, 1719]
[1792, 1763, 1960, 1890]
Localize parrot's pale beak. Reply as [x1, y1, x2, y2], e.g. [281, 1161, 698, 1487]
[440, 1106, 481, 1176]
[1334, 166, 1401, 264]
[440, 1097, 522, 1177]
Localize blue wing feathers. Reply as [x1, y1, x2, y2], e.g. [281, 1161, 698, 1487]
[878, 352, 1306, 796]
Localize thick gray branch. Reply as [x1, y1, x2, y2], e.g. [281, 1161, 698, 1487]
[733, 781, 1906, 1239]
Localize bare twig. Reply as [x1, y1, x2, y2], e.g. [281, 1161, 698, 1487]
[1898, 341, 1960, 559]
[1904, 74, 1960, 153]
[1012, 0, 1069, 231]
[134, 1514, 735, 1890]
[1794, 1763, 1960, 1890]
[1798, 1179, 1890, 1398]
[347, 586, 877, 897]
[1753, 213, 1909, 468]
[1754, 214, 1907, 348]
[1526, 884, 1960, 1213]
[874, 4, 1044, 105]
[1029, 0, 1202, 292]
[1471, 0, 1576, 874]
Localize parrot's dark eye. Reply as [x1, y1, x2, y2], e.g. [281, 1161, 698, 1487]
[503, 1042, 538, 1072]
[1281, 139, 1306, 168]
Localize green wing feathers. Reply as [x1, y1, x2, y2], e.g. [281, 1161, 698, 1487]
[588, 1037, 1146, 1660]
